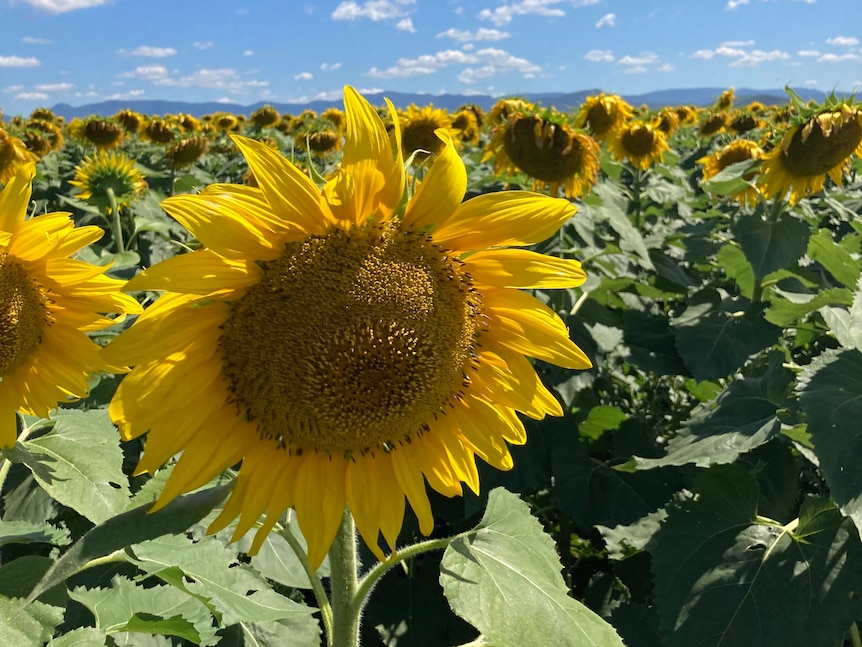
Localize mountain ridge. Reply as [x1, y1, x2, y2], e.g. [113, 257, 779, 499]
[49, 86, 834, 119]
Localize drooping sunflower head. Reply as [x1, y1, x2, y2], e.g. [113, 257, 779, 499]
[139, 117, 177, 144]
[0, 163, 142, 448]
[574, 93, 634, 142]
[70, 149, 147, 211]
[28, 107, 57, 122]
[294, 121, 343, 157]
[714, 87, 735, 112]
[167, 136, 210, 168]
[106, 86, 590, 568]
[652, 107, 681, 135]
[698, 112, 729, 137]
[321, 107, 346, 130]
[399, 104, 459, 160]
[697, 139, 764, 206]
[729, 111, 764, 135]
[0, 129, 39, 184]
[176, 113, 202, 133]
[250, 105, 280, 128]
[25, 118, 65, 151]
[71, 117, 125, 149]
[213, 112, 241, 133]
[675, 105, 699, 125]
[487, 97, 535, 126]
[608, 120, 670, 170]
[451, 109, 481, 145]
[114, 109, 145, 133]
[485, 109, 600, 198]
[759, 101, 862, 204]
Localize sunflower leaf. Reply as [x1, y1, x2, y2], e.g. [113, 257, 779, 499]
[22, 409, 129, 524]
[440, 487, 624, 647]
[0, 595, 64, 646]
[732, 211, 809, 280]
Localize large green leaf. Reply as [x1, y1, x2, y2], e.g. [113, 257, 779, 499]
[23, 409, 129, 524]
[126, 533, 314, 626]
[673, 293, 780, 380]
[68, 577, 217, 645]
[440, 488, 624, 647]
[715, 244, 754, 299]
[733, 212, 809, 280]
[27, 485, 230, 603]
[47, 627, 108, 646]
[819, 276, 862, 351]
[0, 520, 70, 548]
[0, 595, 63, 646]
[650, 464, 862, 647]
[765, 285, 854, 326]
[635, 352, 792, 468]
[807, 228, 862, 288]
[798, 348, 862, 535]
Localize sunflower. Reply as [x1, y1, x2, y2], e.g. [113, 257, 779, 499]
[714, 87, 735, 112]
[698, 112, 729, 137]
[697, 140, 764, 206]
[167, 136, 210, 168]
[608, 120, 669, 170]
[176, 114, 202, 133]
[140, 117, 177, 144]
[321, 108, 346, 130]
[250, 106, 280, 129]
[294, 126, 343, 157]
[28, 107, 57, 122]
[451, 109, 481, 145]
[652, 107, 680, 136]
[114, 109, 144, 133]
[25, 118, 65, 151]
[72, 117, 125, 149]
[105, 87, 590, 569]
[399, 104, 459, 160]
[574, 93, 634, 143]
[487, 98, 534, 126]
[70, 149, 147, 211]
[0, 130, 39, 184]
[485, 112, 600, 199]
[675, 105, 699, 125]
[0, 163, 142, 448]
[759, 102, 862, 204]
[729, 112, 763, 135]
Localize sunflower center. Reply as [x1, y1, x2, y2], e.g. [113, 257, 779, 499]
[782, 111, 862, 177]
[504, 117, 587, 182]
[0, 253, 48, 378]
[219, 223, 482, 456]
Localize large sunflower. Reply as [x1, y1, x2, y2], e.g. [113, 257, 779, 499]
[399, 104, 459, 160]
[70, 149, 148, 211]
[0, 163, 142, 448]
[0, 129, 39, 184]
[697, 140, 763, 206]
[105, 87, 590, 569]
[759, 102, 862, 204]
[574, 93, 633, 143]
[608, 120, 669, 170]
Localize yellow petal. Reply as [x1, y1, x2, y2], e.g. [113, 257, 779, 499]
[161, 193, 284, 260]
[346, 454, 386, 561]
[231, 135, 331, 235]
[124, 249, 262, 295]
[201, 182, 314, 240]
[464, 249, 586, 289]
[403, 130, 467, 231]
[449, 398, 514, 471]
[431, 192, 576, 252]
[7, 213, 73, 261]
[470, 350, 563, 419]
[294, 453, 347, 570]
[0, 162, 35, 234]
[391, 448, 434, 535]
[0, 387, 20, 449]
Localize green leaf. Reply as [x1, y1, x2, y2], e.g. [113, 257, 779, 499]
[127, 533, 314, 626]
[23, 409, 130, 524]
[0, 557, 55, 602]
[0, 596, 63, 646]
[47, 627, 108, 646]
[440, 488, 624, 647]
[765, 285, 853, 327]
[588, 182, 654, 270]
[819, 275, 862, 351]
[700, 159, 757, 196]
[635, 352, 792, 468]
[652, 465, 862, 647]
[733, 212, 809, 279]
[68, 576, 216, 645]
[0, 520, 70, 547]
[622, 310, 689, 376]
[579, 405, 627, 440]
[715, 244, 755, 299]
[673, 294, 781, 380]
[798, 348, 862, 535]
[233, 617, 322, 647]
[27, 485, 230, 603]
[807, 228, 862, 288]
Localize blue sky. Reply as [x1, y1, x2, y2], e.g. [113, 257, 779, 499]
[1, 0, 860, 116]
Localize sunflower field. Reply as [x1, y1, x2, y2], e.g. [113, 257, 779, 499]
[1, 85, 862, 647]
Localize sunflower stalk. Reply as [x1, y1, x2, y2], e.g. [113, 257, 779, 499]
[106, 187, 125, 253]
[328, 508, 361, 647]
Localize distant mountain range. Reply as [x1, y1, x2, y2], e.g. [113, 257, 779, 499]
[50, 86, 835, 119]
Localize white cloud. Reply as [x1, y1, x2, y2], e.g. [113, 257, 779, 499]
[797, 49, 820, 57]
[826, 36, 859, 46]
[617, 52, 659, 66]
[243, 50, 254, 56]
[21, 36, 52, 44]
[803, 79, 819, 86]
[721, 39, 754, 47]
[690, 43, 790, 67]
[34, 82, 73, 91]
[0, 55, 41, 67]
[478, 0, 600, 26]
[295, 71, 313, 80]
[321, 62, 343, 70]
[152, 68, 269, 92]
[730, 49, 790, 66]
[583, 49, 614, 62]
[690, 49, 715, 60]
[332, 0, 415, 21]
[15, 91, 49, 100]
[595, 12, 615, 28]
[726, 0, 750, 8]
[193, 41, 215, 50]
[396, 17, 416, 32]
[3, 85, 24, 93]
[216, 96, 236, 104]
[118, 64, 169, 81]
[364, 46, 540, 83]
[105, 89, 145, 100]
[657, 63, 675, 72]
[622, 66, 648, 75]
[436, 27, 510, 42]
[119, 45, 177, 58]
[817, 52, 862, 62]
[16, 0, 109, 12]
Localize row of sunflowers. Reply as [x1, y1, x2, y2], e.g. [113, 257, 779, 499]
[2, 85, 862, 646]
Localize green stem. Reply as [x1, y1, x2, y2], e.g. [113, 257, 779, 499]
[106, 187, 125, 253]
[329, 509, 361, 647]
[0, 415, 43, 496]
[767, 197, 785, 222]
[850, 622, 862, 647]
[279, 513, 333, 645]
[631, 166, 644, 229]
